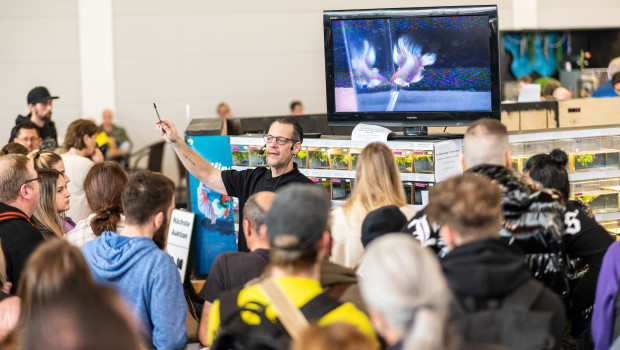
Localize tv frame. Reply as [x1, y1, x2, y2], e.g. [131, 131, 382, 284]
[323, 5, 501, 129]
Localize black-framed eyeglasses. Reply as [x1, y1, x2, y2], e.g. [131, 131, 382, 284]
[263, 134, 298, 145]
[24, 176, 42, 185]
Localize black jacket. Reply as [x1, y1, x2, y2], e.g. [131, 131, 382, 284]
[442, 239, 566, 349]
[0, 203, 44, 292]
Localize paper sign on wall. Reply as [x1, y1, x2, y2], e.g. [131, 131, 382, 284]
[166, 209, 195, 283]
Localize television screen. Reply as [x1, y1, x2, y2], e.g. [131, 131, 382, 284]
[324, 6, 500, 128]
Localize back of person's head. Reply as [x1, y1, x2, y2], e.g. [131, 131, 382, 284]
[85, 161, 128, 236]
[63, 119, 99, 150]
[273, 116, 304, 144]
[542, 79, 562, 97]
[524, 149, 569, 200]
[17, 240, 93, 328]
[463, 118, 509, 169]
[345, 142, 407, 218]
[21, 285, 141, 350]
[28, 150, 63, 171]
[292, 323, 375, 350]
[0, 143, 29, 156]
[122, 170, 175, 226]
[266, 184, 331, 269]
[244, 191, 275, 233]
[360, 205, 407, 248]
[0, 154, 31, 203]
[426, 174, 502, 242]
[32, 168, 64, 238]
[609, 57, 620, 79]
[360, 234, 453, 350]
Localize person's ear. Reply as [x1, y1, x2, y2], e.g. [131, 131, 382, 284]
[293, 142, 301, 154]
[243, 219, 252, 238]
[28, 104, 35, 114]
[505, 149, 512, 168]
[153, 211, 164, 230]
[20, 184, 32, 200]
[439, 225, 458, 250]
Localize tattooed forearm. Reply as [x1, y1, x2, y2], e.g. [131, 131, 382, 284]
[184, 154, 196, 167]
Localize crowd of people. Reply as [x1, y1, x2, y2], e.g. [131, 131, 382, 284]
[2, 84, 620, 350]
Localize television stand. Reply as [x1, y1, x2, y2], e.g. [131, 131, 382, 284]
[388, 126, 464, 140]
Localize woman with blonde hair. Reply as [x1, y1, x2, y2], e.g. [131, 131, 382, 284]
[330, 142, 414, 268]
[31, 169, 71, 239]
[61, 119, 104, 222]
[28, 150, 74, 232]
[65, 161, 128, 248]
[359, 234, 455, 350]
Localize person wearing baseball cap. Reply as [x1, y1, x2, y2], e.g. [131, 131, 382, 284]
[10, 86, 59, 151]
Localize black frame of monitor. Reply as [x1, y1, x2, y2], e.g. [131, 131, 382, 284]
[323, 5, 501, 127]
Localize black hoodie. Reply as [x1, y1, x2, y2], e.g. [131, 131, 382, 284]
[442, 238, 566, 349]
[10, 114, 57, 151]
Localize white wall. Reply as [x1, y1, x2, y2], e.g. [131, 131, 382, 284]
[4, 0, 620, 179]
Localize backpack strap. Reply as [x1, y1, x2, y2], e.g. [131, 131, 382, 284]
[259, 278, 309, 340]
[325, 281, 354, 301]
[299, 292, 342, 321]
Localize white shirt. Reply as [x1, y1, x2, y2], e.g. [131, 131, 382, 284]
[65, 213, 126, 249]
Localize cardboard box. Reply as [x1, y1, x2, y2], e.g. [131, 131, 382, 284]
[558, 97, 620, 127]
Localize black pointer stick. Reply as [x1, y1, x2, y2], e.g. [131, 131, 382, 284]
[153, 103, 162, 121]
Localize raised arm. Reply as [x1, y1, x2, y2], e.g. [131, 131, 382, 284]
[156, 120, 228, 195]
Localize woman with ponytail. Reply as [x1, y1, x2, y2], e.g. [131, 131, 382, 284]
[28, 150, 75, 233]
[31, 169, 71, 239]
[65, 161, 128, 248]
[359, 234, 455, 350]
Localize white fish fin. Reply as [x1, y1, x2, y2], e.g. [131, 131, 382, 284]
[366, 45, 376, 66]
[411, 70, 424, 83]
[412, 45, 422, 56]
[393, 77, 408, 87]
[421, 53, 436, 66]
[393, 45, 405, 67]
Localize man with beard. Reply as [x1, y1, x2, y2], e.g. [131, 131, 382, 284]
[157, 116, 313, 251]
[81, 171, 187, 350]
[10, 87, 59, 151]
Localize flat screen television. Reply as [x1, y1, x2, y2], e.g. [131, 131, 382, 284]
[323, 5, 500, 135]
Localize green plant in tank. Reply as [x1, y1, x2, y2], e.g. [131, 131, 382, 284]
[296, 151, 307, 159]
[232, 152, 248, 164]
[413, 154, 435, 166]
[576, 154, 595, 167]
[331, 154, 349, 166]
[573, 194, 598, 203]
[310, 151, 328, 162]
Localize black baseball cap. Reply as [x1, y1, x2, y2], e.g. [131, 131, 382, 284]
[27, 87, 59, 105]
[361, 205, 407, 248]
[266, 184, 331, 251]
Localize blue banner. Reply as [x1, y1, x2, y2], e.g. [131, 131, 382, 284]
[187, 135, 237, 275]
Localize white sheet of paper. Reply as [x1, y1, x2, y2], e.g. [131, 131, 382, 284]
[351, 123, 393, 141]
[518, 84, 541, 102]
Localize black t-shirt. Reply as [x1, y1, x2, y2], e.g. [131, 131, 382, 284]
[199, 249, 270, 302]
[221, 163, 314, 251]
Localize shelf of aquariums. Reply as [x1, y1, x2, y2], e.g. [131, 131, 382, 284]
[508, 126, 620, 143]
[331, 200, 424, 211]
[229, 136, 440, 151]
[595, 212, 620, 222]
[568, 170, 620, 182]
[230, 166, 436, 182]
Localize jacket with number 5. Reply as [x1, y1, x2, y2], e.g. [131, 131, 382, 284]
[403, 164, 612, 331]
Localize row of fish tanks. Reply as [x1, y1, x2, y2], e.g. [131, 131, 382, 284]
[308, 177, 432, 205]
[511, 136, 620, 173]
[230, 145, 435, 173]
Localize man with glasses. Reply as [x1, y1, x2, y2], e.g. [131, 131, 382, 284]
[11, 122, 41, 152]
[10, 86, 59, 151]
[0, 154, 44, 291]
[157, 117, 313, 251]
